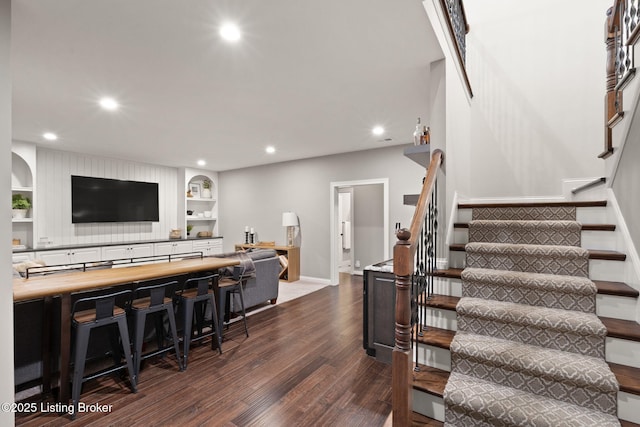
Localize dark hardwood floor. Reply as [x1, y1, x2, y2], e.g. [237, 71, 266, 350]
[16, 274, 393, 426]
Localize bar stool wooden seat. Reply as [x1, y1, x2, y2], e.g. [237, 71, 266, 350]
[218, 265, 250, 339]
[70, 289, 136, 419]
[175, 274, 222, 369]
[128, 280, 183, 381]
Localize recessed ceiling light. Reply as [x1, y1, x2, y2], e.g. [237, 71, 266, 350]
[99, 97, 119, 111]
[265, 146, 276, 154]
[219, 22, 241, 42]
[372, 126, 385, 136]
[197, 159, 206, 167]
[42, 132, 58, 141]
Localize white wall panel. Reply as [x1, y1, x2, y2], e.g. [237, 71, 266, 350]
[37, 148, 178, 247]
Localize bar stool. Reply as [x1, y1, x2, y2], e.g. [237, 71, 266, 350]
[128, 281, 183, 381]
[70, 289, 136, 419]
[175, 274, 222, 369]
[218, 265, 250, 338]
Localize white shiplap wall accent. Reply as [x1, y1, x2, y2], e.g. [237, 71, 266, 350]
[37, 148, 179, 246]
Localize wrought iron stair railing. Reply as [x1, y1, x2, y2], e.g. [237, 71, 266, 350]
[392, 149, 444, 426]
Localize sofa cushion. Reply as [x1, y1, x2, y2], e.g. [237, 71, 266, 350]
[216, 251, 256, 277]
[245, 248, 278, 261]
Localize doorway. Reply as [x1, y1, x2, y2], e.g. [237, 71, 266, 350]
[330, 179, 389, 284]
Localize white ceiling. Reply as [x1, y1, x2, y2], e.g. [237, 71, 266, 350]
[11, 0, 443, 171]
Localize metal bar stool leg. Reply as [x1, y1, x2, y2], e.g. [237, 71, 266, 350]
[71, 326, 90, 420]
[116, 316, 137, 393]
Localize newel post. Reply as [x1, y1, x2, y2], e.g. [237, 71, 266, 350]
[392, 228, 413, 426]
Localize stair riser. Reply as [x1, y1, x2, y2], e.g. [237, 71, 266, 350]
[582, 230, 620, 251]
[433, 277, 462, 297]
[576, 206, 615, 224]
[457, 316, 605, 358]
[590, 259, 633, 283]
[413, 389, 445, 421]
[452, 356, 617, 415]
[423, 307, 457, 330]
[463, 282, 595, 313]
[605, 337, 640, 369]
[597, 294, 638, 321]
[619, 391, 640, 424]
[416, 344, 451, 371]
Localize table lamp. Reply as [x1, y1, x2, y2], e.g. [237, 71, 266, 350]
[282, 212, 298, 247]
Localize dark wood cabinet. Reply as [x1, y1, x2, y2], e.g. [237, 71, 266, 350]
[363, 261, 395, 364]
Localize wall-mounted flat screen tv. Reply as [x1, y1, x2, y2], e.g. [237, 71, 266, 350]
[71, 175, 159, 223]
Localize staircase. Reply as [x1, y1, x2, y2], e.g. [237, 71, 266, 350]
[410, 200, 640, 426]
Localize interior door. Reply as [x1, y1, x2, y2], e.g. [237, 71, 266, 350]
[338, 188, 353, 273]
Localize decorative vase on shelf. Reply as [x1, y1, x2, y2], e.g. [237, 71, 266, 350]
[201, 179, 212, 199]
[12, 209, 28, 219]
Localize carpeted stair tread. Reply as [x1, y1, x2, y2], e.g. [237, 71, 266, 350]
[464, 242, 590, 277]
[457, 297, 606, 338]
[462, 267, 596, 312]
[458, 200, 607, 209]
[462, 268, 596, 295]
[457, 297, 606, 357]
[444, 371, 621, 427]
[450, 243, 626, 261]
[451, 332, 617, 390]
[455, 222, 616, 231]
[468, 220, 582, 246]
[432, 268, 638, 299]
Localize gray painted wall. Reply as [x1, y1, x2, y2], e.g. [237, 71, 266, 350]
[353, 184, 385, 270]
[218, 145, 425, 280]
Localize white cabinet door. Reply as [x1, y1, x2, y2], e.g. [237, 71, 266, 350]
[129, 243, 154, 259]
[12, 252, 35, 263]
[192, 238, 223, 256]
[102, 243, 154, 261]
[70, 247, 102, 263]
[154, 241, 193, 257]
[36, 249, 72, 266]
[101, 245, 129, 261]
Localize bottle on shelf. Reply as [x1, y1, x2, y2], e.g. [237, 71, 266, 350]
[422, 126, 430, 145]
[413, 118, 422, 146]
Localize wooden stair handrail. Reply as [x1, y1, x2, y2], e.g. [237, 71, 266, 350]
[392, 149, 444, 426]
[439, 0, 473, 98]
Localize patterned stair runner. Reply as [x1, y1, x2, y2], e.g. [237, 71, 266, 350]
[443, 206, 620, 426]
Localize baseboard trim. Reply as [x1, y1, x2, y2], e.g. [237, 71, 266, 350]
[298, 275, 333, 286]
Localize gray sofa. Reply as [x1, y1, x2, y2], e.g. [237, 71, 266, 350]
[225, 248, 281, 311]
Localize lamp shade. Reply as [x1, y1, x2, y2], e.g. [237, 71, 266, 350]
[282, 212, 298, 227]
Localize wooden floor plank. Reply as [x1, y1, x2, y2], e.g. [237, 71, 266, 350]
[15, 274, 393, 427]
